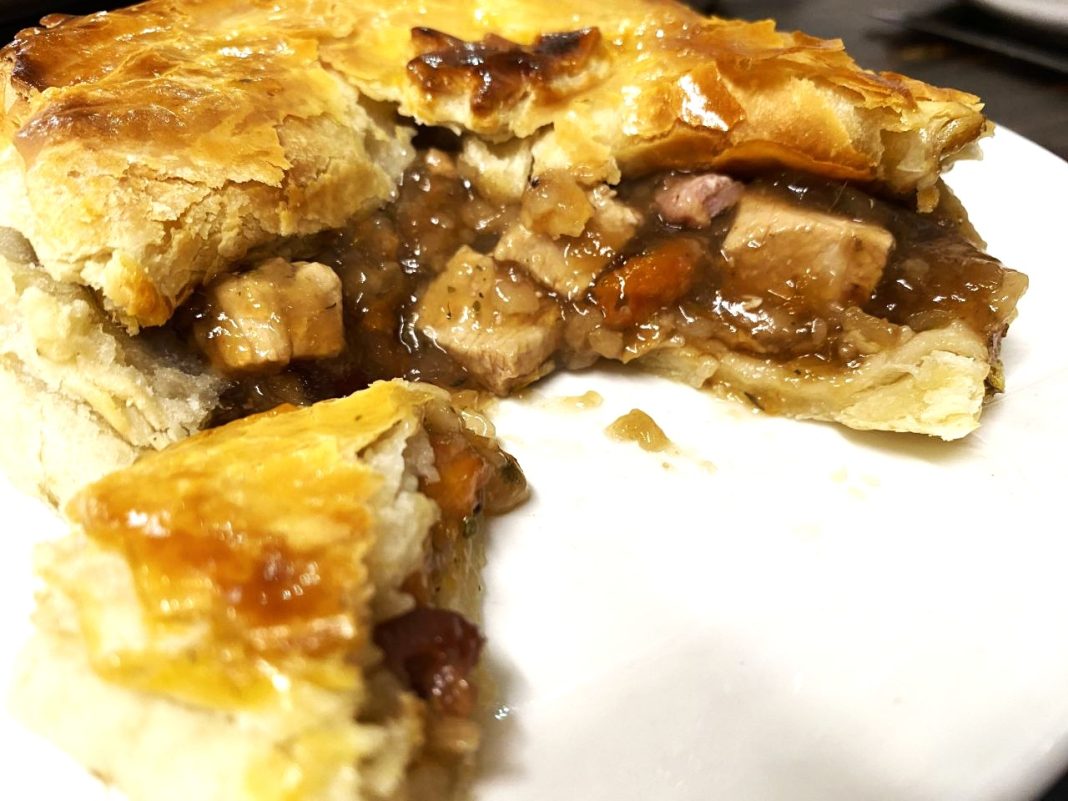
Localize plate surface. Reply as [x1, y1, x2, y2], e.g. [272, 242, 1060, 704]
[3, 128, 1068, 801]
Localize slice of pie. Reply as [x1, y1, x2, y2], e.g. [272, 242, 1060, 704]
[13, 379, 528, 801]
[0, 0, 1028, 502]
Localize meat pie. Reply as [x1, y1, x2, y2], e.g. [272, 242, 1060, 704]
[0, 0, 1032, 796]
[13, 380, 526, 801]
[0, 0, 1023, 503]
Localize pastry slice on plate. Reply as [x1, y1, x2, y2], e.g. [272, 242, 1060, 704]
[0, 0, 1028, 505]
[12, 379, 527, 801]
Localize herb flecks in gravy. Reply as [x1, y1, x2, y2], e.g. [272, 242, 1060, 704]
[186, 136, 1026, 424]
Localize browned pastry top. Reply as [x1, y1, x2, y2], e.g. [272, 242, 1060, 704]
[0, 0, 987, 326]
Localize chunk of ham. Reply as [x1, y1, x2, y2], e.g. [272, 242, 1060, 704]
[195, 258, 344, 373]
[721, 191, 894, 308]
[655, 173, 744, 228]
[416, 247, 562, 394]
[373, 607, 484, 718]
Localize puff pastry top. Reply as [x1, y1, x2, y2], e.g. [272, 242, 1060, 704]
[1, 0, 987, 327]
[324, 0, 986, 190]
[66, 379, 438, 706]
[1, 0, 415, 328]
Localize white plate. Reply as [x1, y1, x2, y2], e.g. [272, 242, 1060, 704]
[3, 127, 1068, 801]
[971, 0, 1068, 30]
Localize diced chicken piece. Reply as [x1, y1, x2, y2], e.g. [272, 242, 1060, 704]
[282, 264, 344, 357]
[521, 171, 593, 238]
[655, 173, 744, 228]
[722, 192, 894, 308]
[589, 185, 643, 241]
[458, 136, 533, 203]
[494, 226, 573, 293]
[196, 258, 344, 373]
[494, 186, 640, 299]
[423, 147, 460, 179]
[416, 247, 562, 394]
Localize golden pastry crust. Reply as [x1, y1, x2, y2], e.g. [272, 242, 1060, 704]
[323, 0, 985, 200]
[639, 321, 995, 440]
[65, 380, 435, 695]
[0, 1, 415, 329]
[0, 241, 221, 504]
[16, 380, 514, 801]
[1, 0, 984, 329]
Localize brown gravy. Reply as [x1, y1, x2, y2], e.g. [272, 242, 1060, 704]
[188, 139, 1025, 422]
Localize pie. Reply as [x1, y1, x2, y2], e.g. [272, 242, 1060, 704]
[12, 379, 528, 801]
[0, 0, 1034, 796]
[0, 0, 1029, 504]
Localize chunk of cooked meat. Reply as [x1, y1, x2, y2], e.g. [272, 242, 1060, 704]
[416, 247, 561, 394]
[494, 185, 640, 298]
[654, 172, 744, 228]
[590, 238, 704, 329]
[195, 258, 344, 374]
[721, 191, 894, 308]
[422, 147, 460, 179]
[520, 171, 593, 238]
[373, 607, 484, 718]
[458, 136, 533, 203]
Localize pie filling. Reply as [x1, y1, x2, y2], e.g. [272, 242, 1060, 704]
[373, 413, 526, 763]
[179, 133, 1026, 423]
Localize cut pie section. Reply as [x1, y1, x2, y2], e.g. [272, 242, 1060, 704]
[13, 379, 527, 801]
[195, 154, 1024, 441]
[0, 0, 988, 329]
[0, 0, 1028, 505]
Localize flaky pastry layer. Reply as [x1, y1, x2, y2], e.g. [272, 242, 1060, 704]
[14, 380, 499, 801]
[0, 236, 220, 503]
[1, 0, 985, 328]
